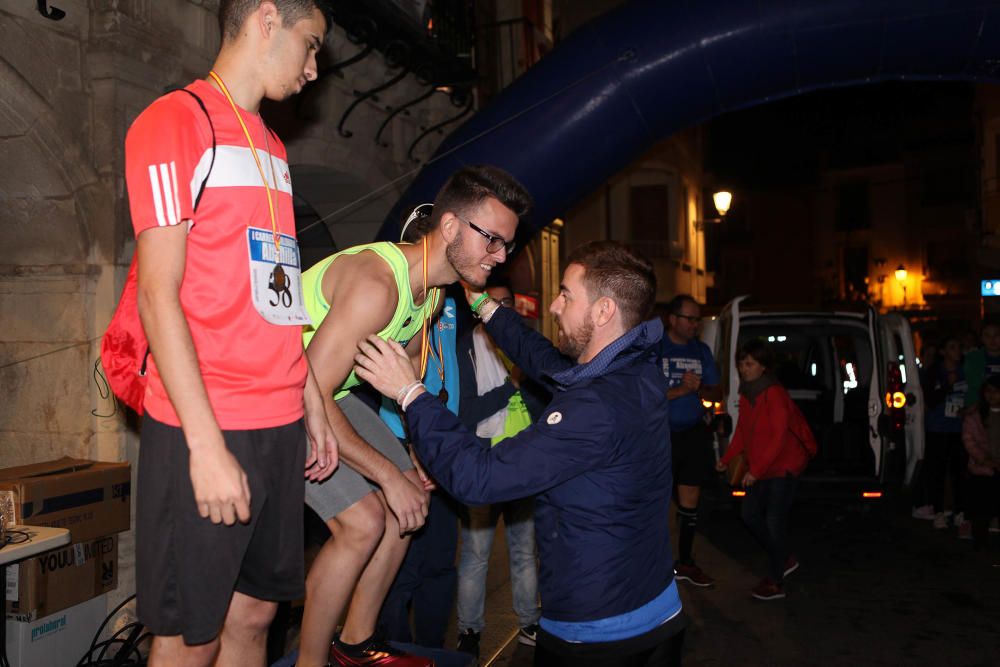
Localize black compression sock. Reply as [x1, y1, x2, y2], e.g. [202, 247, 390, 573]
[677, 504, 698, 564]
[335, 633, 374, 655]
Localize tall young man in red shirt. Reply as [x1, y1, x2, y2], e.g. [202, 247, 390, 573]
[125, 2, 337, 665]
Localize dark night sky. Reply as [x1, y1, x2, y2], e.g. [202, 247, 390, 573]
[706, 81, 977, 191]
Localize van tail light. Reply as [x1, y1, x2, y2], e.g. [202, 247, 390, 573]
[886, 391, 906, 409]
[885, 363, 906, 432]
[731, 490, 747, 497]
[862, 491, 882, 499]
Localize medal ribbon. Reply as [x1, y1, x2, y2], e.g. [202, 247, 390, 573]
[419, 237, 432, 379]
[207, 70, 281, 255]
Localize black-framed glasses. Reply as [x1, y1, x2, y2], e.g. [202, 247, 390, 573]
[674, 314, 701, 323]
[458, 216, 515, 255]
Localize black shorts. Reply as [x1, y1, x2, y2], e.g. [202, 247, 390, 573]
[136, 414, 306, 645]
[671, 422, 715, 487]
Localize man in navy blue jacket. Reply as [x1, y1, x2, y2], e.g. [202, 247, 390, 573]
[355, 241, 685, 666]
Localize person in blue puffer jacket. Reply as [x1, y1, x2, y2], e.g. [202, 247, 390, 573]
[355, 241, 686, 667]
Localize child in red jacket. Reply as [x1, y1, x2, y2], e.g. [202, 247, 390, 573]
[717, 339, 813, 600]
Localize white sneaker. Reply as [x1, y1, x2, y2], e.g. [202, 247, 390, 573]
[932, 513, 948, 529]
[911, 505, 935, 520]
[954, 512, 966, 528]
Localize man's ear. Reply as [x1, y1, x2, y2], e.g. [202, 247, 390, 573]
[439, 212, 459, 244]
[594, 296, 618, 327]
[258, 1, 280, 37]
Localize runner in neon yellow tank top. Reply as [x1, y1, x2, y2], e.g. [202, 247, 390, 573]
[297, 166, 533, 667]
[302, 242, 441, 400]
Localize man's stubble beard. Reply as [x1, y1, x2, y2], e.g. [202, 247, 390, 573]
[556, 315, 594, 360]
[445, 234, 486, 290]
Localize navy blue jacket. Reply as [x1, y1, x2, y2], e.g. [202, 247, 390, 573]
[406, 307, 675, 623]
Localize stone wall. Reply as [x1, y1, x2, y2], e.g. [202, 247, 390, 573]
[0, 0, 457, 611]
[561, 129, 709, 305]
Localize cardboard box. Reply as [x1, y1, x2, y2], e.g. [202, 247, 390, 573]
[4, 593, 109, 667]
[5, 535, 118, 621]
[0, 458, 130, 542]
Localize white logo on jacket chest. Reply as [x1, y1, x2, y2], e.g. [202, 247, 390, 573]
[546, 412, 562, 425]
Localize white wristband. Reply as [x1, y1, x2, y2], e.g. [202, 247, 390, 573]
[401, 383, 425, 412]
[396, 380, 421, 404]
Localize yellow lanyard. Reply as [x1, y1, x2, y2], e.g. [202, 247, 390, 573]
[207, 71, 281, 254]
[418, 237, 441, 380]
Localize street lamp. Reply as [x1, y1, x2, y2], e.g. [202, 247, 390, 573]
[694, 190, 733, 230]
[713, 191, 732, 217]
[895, 264, 907, 306]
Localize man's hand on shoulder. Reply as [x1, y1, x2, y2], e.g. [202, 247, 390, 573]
[188, 436, 251, 525]
[308, 258, 398, 399]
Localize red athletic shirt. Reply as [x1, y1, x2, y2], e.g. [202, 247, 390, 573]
[124, 79, 307, 429]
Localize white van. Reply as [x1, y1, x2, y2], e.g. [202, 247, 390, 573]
[701, 296, 925, 500]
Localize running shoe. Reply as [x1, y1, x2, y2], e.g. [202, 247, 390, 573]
[456, 629, 480, 661]
[783, 556, 800, 578]
[518, 624, 539, 646]
[751, 577, 786, 601]
[911, 505, 935, 520]
[674, 562, 715, 587]
[328, 633, 434, 667]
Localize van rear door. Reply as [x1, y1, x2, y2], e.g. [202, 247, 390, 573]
[716, 296, 748, 433]
[880, 313, 925, 484]
[863, 306, 885, 479]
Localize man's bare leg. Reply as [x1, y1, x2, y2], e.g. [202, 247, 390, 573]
[677, 484, 700, 509]
[298, 493, 386, 667]
[338, 469, 421, 644]
[148, 635, 218, 667]
[215, 591, 278, 667]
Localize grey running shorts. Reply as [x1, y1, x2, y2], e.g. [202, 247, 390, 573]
[305, 392, 415, 520]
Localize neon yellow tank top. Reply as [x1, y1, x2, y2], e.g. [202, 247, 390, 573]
[301, 242, 440, 399]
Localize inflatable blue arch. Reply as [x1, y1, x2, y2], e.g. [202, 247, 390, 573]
[377, 0, 1000, 240]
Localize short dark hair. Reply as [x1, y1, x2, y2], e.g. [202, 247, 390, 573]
[422, 165, 532, 234]
[666, 294, 699, 316]
[736, 339, 774, 371]
[219, 0, 333, 42]
[565, 241, 656, 330]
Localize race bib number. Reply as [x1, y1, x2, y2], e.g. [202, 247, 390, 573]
[247, 227, 312, 326]
[945, 380, 968, 418]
